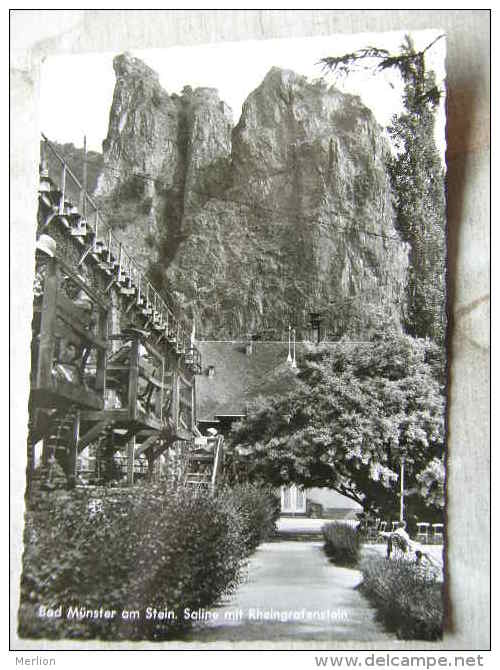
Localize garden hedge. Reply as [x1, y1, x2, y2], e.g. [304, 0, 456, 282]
[323, 522, 362, 567]
[359, 555, 443, 640]
[19, 482, 279, 641]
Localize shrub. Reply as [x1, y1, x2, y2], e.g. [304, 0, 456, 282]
[323, 522, 362, 567]
[18, 482, 277, 641]
[359, 555, 443, 640]
[222, 483, 280, 554]
[130, 486, 245, 640]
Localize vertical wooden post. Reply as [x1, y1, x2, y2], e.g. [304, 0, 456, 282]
[191, 380, 196, 430]
[175, 373, 180, 429]
[80, 135, 87, 217]
[128, 337, 140, 421]
[42, 435, 51, 466]
[127, 435, 135, 486]
[128, 258, 133, 288]
[95, 306, 108, 396]
[107, 230, 112, 264]
[36, 258, 58, 389]
[93, 210, 99, 251]
[146, 449, 154, 482]
[67, 410, 80, 486]
[117, 243, 123, 283]
[169, 370, 178, 430]
[159, 357, 165, 423]
[59, 163, 66, 215]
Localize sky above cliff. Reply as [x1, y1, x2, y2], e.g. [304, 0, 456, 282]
[40, 29, 446, 156]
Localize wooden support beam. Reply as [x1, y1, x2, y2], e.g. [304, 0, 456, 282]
[27, 407, 43, 447]
[124, 298, 136, 314]
[80, 409, 128, 422]
[41, 436, 51, 466]
[93, 210, 99, 251]
[146, 450, 155, 482]
[136, 429, 157, 440]
[211, 437, 223, 495]
[128, 337, 140, 422]
[191, 373, 197, 428]
[77, 418, 111, 453]
[79, 135, 87, 216]
[117, 243, 123, 283]
[177, 369, 192, 388]
[134, 410, 163, 431]
[67, 410, 80, 483]
[171, 370, 179, 433]
[134, 432, 160, 459]
[42, 210, 58, 229]
[156, 358, 164, 421]
[138, 365, 165, 389]
[104, 277, 115, 293]
[77, 244, 93, 267]
[31, 382, 103, 411]
[127, 435, 135, 486]
[36, 258, 58, 390]
[95, 306, 108, 394]
[141, 338, 163, 362]
[57, 257, 108, 309]
[55, 305, 108, 350]
[151, 439, 172, 460]
[109, 423, 149, 443]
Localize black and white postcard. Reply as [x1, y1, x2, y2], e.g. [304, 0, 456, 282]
[9, 10, 491, 657]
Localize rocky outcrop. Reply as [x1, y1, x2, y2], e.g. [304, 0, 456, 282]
[95, 53, 232, 275]
[96, 54, 409, 339]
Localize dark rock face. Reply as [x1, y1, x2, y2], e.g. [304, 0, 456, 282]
[96, 54, 408, 339]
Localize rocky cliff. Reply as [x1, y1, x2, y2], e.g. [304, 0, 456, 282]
[96, 53, 409, 340]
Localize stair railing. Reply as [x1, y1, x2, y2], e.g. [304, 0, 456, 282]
[40, 133, 195, 360]
[210, 435, 224, 494]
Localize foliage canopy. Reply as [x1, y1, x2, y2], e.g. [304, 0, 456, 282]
[230, 332, 445, 520]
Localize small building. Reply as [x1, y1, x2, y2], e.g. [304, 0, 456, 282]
[195, 339, 362, 518]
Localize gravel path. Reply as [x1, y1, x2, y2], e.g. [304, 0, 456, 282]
[183, 541, 396, 642]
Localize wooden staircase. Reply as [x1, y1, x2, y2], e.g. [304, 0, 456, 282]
[41, 408, 82, 480]
[38, 134, 202, 375]
[184, 435, 224, 493]
[27, 135, 211, 490]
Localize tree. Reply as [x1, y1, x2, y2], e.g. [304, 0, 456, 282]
[229, 332, 445, 520]
[320, 35, 447, 345]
